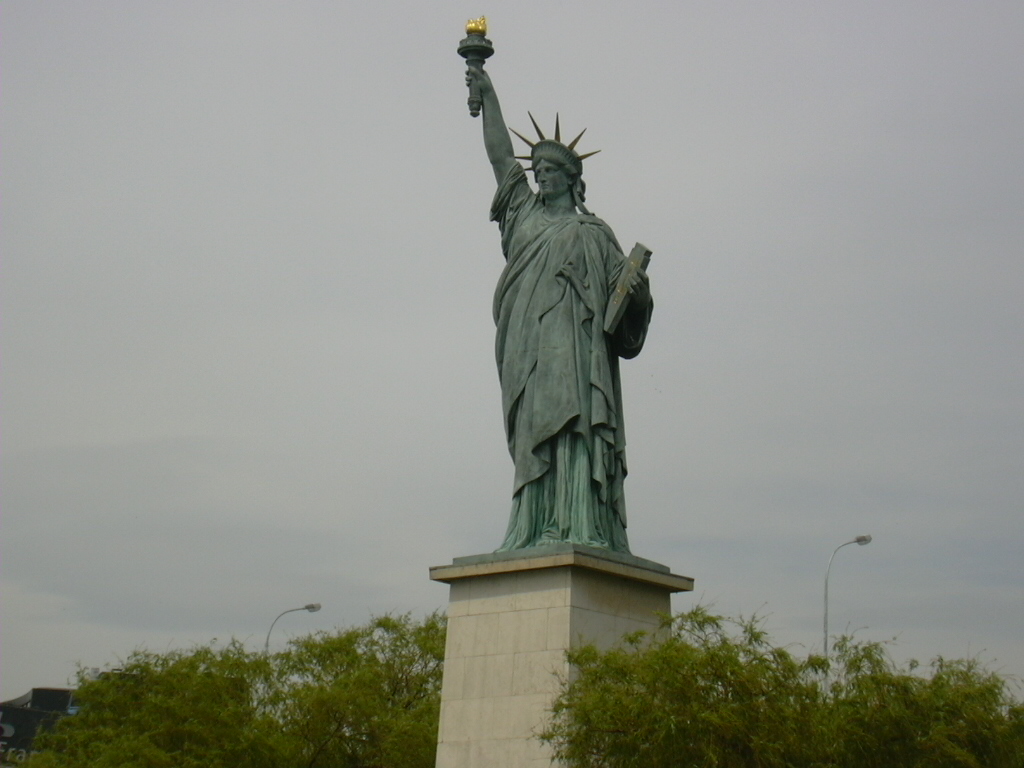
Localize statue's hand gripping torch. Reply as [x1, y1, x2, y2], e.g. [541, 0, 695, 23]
[458, 16, 494, 117]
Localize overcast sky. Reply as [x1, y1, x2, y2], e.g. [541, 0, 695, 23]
[3, 1, 1022, 701]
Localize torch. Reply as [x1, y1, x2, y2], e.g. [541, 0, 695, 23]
[458, 16, 493, 117]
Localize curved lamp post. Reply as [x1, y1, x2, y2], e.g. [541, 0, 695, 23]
[823, 536, 871, 660]
[265, 603, 321, 652]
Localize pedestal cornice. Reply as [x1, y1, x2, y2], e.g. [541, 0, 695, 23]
[430, 543, 694, 593]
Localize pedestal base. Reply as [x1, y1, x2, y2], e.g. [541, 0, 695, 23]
[430, 545, 693, 768]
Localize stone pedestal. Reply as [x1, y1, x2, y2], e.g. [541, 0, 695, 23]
[430, 545, 693, 768]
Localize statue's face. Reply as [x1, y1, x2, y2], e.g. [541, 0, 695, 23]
[534, 160, 572, 201]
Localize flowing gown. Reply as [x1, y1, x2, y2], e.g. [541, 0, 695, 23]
[490, 163, 652, 553]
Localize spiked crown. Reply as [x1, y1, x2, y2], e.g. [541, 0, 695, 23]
[510, 113, 601, 178]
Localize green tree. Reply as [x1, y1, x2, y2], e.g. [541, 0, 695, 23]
[542, 606, 829, 768]
[26, 613, 445, 768]
[24, 641, 279, 768]
[272, 613, 445, 768]
[828, 636, 1024, 768]
[543, 607, 1024, 768]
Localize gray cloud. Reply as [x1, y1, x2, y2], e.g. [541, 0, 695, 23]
[3, 0, 1022, 698]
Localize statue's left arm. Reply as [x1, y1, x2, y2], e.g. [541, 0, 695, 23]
[613, 289, 652, 359]
[609, 255, 653, 359]
[627, 268, 651, 308]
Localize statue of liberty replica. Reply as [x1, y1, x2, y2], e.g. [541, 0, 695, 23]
[461, 19, 654, 555]
[432, 29, 684, 767]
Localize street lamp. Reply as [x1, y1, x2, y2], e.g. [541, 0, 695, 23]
[823, 536, 871, 660]
[265, 603, 321, 652]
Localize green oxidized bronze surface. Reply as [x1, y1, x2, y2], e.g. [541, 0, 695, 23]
[461, 29, 655, 555]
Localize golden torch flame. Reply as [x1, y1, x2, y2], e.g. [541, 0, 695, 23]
[465, 16, 487, 35]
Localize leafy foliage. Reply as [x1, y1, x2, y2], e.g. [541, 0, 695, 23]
[543, 606, 1024, 768]
[26, 613, 445, 768]
[271, 613, 445, 768]
[24, 641, 279, 768]
[828, 636, 1024, 768]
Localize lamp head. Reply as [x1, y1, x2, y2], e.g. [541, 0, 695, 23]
[855, 535, 872, 545]
[465, 16, 487, 36]
[304, 603, 321, 612]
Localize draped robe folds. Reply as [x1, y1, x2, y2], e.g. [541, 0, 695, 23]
[490, 163, 651, 553]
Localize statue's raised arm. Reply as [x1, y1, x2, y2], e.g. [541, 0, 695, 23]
[465, 67, 516, 185]
[458, 16, 515, 185]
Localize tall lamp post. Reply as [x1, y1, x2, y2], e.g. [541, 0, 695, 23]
[823, 536, 871, 660]
[265, 603, 321, 652]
